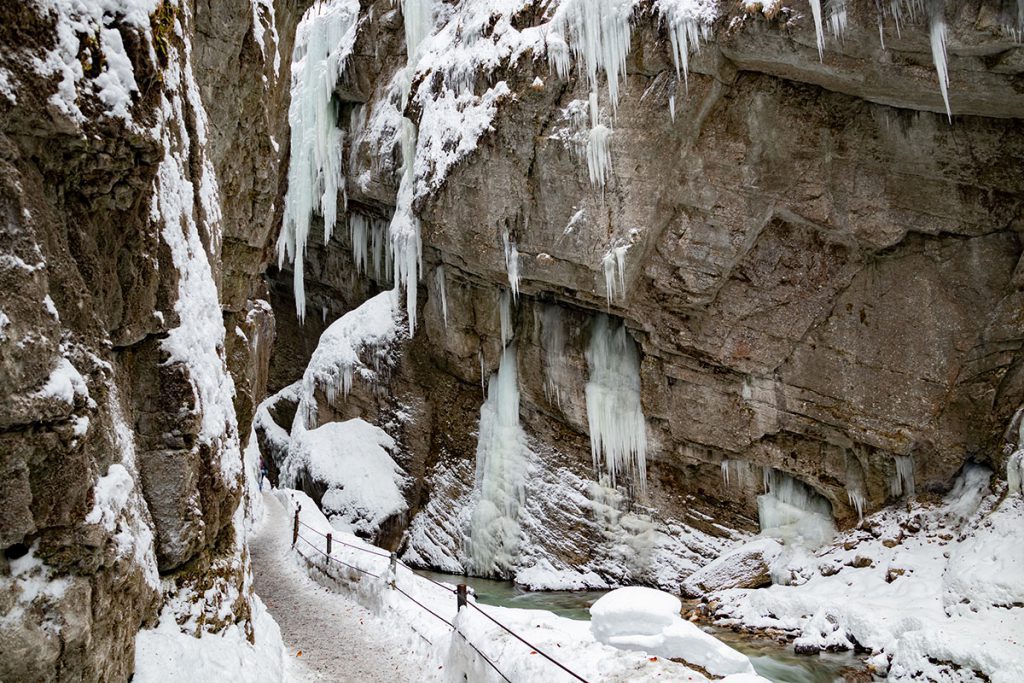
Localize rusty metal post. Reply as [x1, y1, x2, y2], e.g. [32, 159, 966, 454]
[326, 532, 332, 556]
[457, 583, 468, 612]
[292, 505, 301, 547]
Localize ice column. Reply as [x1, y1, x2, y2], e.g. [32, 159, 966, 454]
[466, 346, 530, 576]
[278, 0, 360, 321]
[585, 314, 647, 493]
[537, 304, 568, 409]
[758, 468, 836, 548]
[434, 265, 448, 326]
[890, 454, 916, 497]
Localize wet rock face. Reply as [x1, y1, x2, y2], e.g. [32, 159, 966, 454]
[270, 0, 1023, 554]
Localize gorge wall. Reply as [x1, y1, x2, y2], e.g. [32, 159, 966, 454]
[0, 0, 304, 679]
[261, 0, 1024, 587]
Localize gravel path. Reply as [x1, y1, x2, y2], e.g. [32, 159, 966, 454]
[250, 493, 425, 682]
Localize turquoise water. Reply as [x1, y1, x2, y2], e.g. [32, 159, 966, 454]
[412, 569, 869, 683]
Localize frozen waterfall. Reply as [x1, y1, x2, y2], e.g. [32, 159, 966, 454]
[758, 468, 836, 549]
[278, 0, 360, 322]
[466, 345, 530, 577]
[585, 314, 648, 493]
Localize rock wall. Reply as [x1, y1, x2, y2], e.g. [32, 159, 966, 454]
[265, 0, 1024, 585]
[0, 0, 302, 679]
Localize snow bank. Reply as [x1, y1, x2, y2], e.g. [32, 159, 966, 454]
[134, 594, 286, 683]
[284, 419, 408, 537]
[591, 587, 755, 677]
[277, 488, 767, 682]
[710, 464, 1024, 681]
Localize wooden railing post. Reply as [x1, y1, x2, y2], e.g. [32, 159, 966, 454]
[292, 504, 301, 547]
[326, 532, 332, 556]
[457, 583, 468, 612]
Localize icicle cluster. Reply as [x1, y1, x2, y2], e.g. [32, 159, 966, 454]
[388, 0, 436, 335]
[602, 244, 629, 305]
[350, 212, 393, 281]
[890, 454, 916, 497]
[466, 345, 530, 576]
[655, 0, 717, 90]
[585, 314, 648, 493]
[502, 228, 520, 299]
[278, 0, 360, 322]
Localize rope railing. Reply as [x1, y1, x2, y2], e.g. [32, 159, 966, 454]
[288, 505, 591, 683]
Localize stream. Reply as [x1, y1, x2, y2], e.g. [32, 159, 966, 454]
[414, 570, 869, 683]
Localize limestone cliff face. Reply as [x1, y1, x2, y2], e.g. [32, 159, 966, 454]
[264, 0, 1024, 583]
[0, 1, 297, 679]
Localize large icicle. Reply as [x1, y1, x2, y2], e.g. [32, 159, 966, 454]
[891, 454, 916, 497]
[928, 4, 952, 121]
[389, 0, 436, 335]
[466, 345, 531, 577]
[502, 229, 520, 299]
[537, 304, 569, 409]
[585, 314, 647, 493]
[278, 0, 361, 321]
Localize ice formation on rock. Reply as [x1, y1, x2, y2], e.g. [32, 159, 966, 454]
[757, 468, 836, 548]
[928, 5, 951, 120]
[501, 229, 520, 299]
[602, 244, 629, 305]
[278, 0, 360, 321]
[585, 314, 647, 492]
[655, 0, 717, 90]
[466, 345, 531, 576]
[536, 304, 569, 409]
[350, 212, 393, 281]
[891, 454, 916, 497]
[433, 264, 448, 326]
[293, 290, 403, 430]
[498, 288, 513, 349]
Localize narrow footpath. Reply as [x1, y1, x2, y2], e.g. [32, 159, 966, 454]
[249, 492, 427, 682]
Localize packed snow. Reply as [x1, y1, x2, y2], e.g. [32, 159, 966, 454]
[273, 488, 769, 682]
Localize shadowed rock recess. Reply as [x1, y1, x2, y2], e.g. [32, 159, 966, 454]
[1, 0, 1022, 679]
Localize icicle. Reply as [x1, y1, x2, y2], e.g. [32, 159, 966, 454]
[669, 93, 676, 121]
[891, 454, 916, 497]
[721, 460, 731, 486]
[809, 0, 826, 59]
[828, 1, 848, 40]
[389, 0, 436, 335]
[466, 345, 529, 576]
[278, 0, 360, 322]
[602, 244, 629, 305]
[499, 288, 513, 349]
[1008, 450, 1023, 496]
[549, 0, 635, 114]
[585, 314, 647, 493]
[538, 304, 568, 409]
[479, 349, 486, 394]
[502, 229, 520, 299]
[434, 264, 448, 326]
[847, 489, 865, 521]
[656, 0, 716, 91]
[928, 4, 952, 121]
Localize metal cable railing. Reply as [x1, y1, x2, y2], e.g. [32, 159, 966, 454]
[288, 505, 591, 683]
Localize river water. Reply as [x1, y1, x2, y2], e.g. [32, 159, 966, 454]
[413, 570, 869, 683]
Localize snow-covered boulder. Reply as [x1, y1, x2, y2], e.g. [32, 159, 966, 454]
[590, 587, 755, 677]
[283, 419, 409, 540]
[682, 538, 782, 597]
